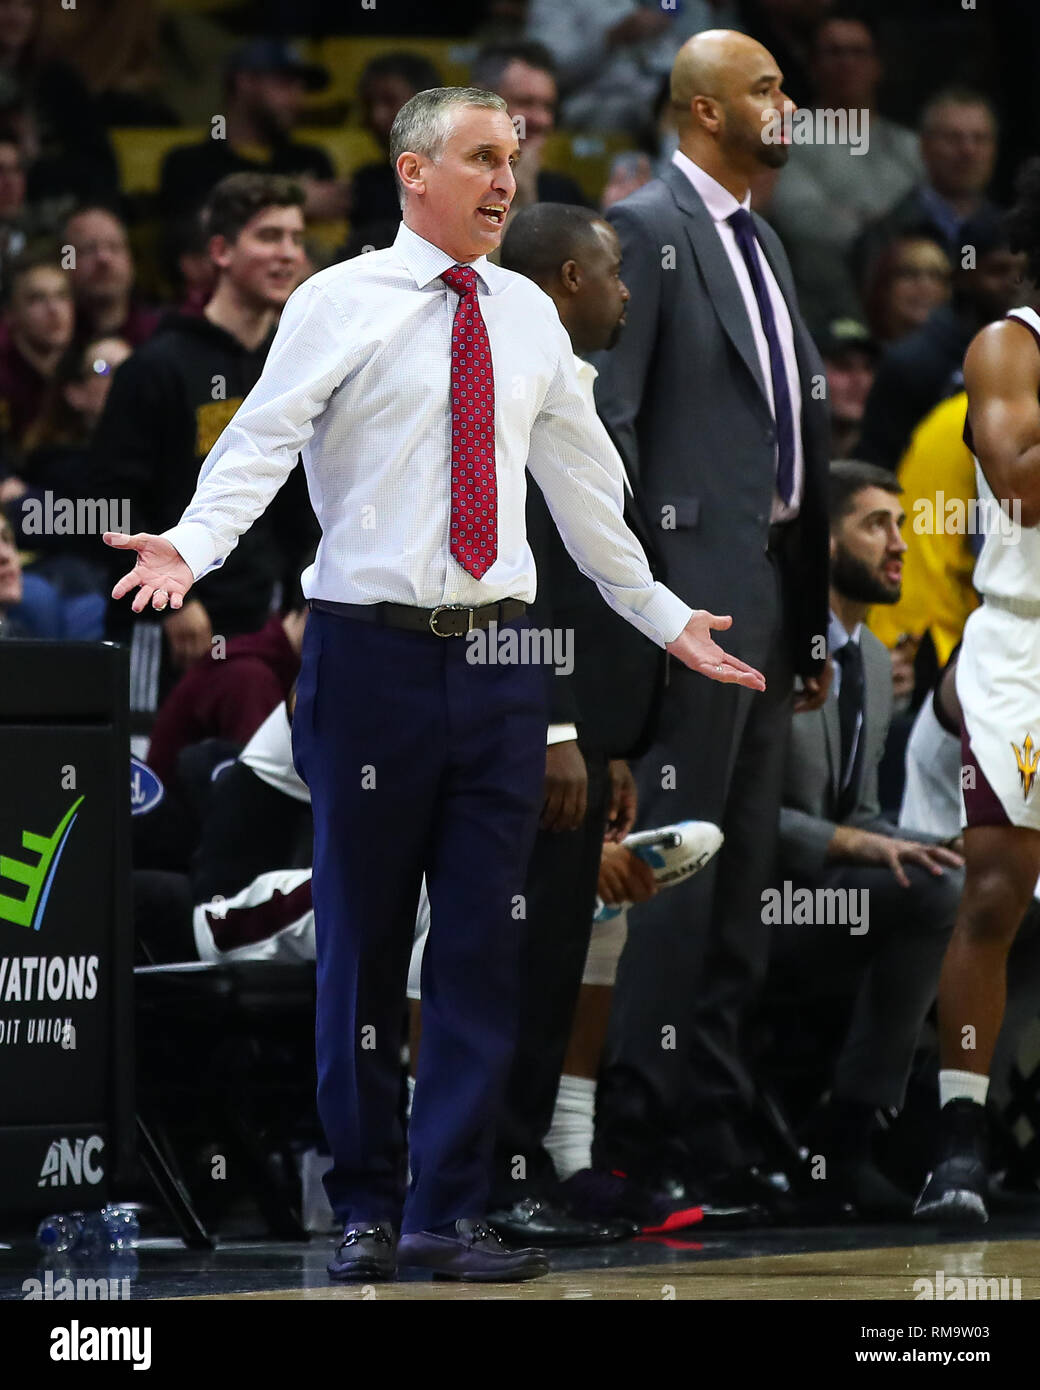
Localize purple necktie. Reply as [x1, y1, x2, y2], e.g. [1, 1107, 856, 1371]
[728, 208, 795, 506]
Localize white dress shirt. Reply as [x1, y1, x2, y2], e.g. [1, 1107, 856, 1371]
[672, 149, 804, 521]
[163, 221, 691, 649]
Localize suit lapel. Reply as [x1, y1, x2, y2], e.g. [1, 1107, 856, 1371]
[663, 163, 770, 412]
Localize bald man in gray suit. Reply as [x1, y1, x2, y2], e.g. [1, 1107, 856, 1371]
[590, 30, 831, 1216]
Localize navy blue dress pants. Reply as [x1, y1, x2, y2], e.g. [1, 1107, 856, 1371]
[291, 608, 547, 1232]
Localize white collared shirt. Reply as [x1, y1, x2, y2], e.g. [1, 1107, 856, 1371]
[163, 221, 691, 649]
[672, 149, 804, 521]
[574, 353, 632, 496]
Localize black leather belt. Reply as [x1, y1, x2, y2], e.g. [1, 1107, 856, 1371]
[309, 597, 527, 637]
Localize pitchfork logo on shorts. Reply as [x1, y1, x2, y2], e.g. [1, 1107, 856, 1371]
[1011, 733, 1039, 800]
[0, 796, 84, 931]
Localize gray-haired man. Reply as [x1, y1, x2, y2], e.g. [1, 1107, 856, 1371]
[104, 87, 763, 1282]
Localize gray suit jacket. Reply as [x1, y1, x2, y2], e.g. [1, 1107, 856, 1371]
[780, 626, 943, 878]
[591, 160, 830, 675]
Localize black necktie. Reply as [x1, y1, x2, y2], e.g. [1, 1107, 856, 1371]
[835, 639, 865, 816]
[727, 207, 796, 504]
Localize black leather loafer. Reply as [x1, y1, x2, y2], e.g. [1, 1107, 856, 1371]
[327, 1222, 397, 1281]
[487, 1195, 635, 1245]
[397, 1218, 549, 1282]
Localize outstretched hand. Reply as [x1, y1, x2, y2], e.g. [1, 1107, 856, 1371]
[103, 532, 195, 613]
[666, 611, 766, 690]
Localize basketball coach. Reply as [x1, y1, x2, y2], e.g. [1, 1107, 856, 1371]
[103, 86, 765, 1281]
[591, 31, 832, 1216]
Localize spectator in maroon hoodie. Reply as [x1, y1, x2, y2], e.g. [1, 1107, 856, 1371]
[145, 597, 308, 788]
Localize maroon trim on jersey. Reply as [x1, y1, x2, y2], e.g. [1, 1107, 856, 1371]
[960, 726, 1011, 828]
[1007, 309, 1040, 357]
[206, 877, 313, 953]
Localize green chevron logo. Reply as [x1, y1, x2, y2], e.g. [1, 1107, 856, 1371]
[0, 796, 84, 931]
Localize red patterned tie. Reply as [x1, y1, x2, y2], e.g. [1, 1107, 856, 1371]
[441, 265, 497, 578]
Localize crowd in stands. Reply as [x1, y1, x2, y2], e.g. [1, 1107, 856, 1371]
[0, 0, 1033, 1238]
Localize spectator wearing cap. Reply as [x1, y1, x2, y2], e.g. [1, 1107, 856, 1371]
[863, 234, 951, 348]
[525, 0, 740, 135]
[854, 89, 1001, 288]
[858, 209, 1026, 469]
[470, 43, 590, 218]
[62, 205, 161, 348]
[764, 11, 922, 329]
[818, 318, 878, 459]
[344, 52, 443, 255]
[159, 40, 349, 227]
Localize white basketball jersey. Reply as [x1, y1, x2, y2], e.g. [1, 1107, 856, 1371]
[970, 306, 1040, 606]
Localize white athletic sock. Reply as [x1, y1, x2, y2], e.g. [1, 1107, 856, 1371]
[406, 1073, 415, 1118]
[939, 1068, 990, 1109]
[544, 1074, 595, 1181]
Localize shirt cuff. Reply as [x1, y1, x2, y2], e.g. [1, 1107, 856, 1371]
[641, 584, 694, 646]
[161, 522, 223, 582]
[547, 723, 579, 746]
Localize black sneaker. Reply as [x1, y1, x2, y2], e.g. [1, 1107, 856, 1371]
[561, 1167, 704, 1235]
[914, 1099, 989, 1225]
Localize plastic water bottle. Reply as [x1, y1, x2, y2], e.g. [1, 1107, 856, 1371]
[36, 1206, 140, 1256]
[35, 1212, 85, 1255]
[100, 1205, 140, 1250]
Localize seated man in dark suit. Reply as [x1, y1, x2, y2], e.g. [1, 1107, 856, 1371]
[761, 460, 965, 1218]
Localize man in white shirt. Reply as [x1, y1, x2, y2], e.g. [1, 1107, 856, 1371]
[102, 86, 761, 1283]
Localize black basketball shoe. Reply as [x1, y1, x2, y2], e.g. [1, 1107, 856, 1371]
[914, 1099, 989, 1225]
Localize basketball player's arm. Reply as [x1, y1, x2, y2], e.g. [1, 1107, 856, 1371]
[963, 319, 1040, 529]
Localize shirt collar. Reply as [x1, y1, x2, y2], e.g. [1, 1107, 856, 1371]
[394, 220, 502, 294]
[828, 609, 862, 652]
[573, 354, 598, 387]
[672, 148, 751, 224]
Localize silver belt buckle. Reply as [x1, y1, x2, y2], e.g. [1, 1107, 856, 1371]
[429, 604, 475, 637]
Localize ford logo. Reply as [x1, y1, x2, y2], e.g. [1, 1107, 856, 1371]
[130, 757, 163, 816]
